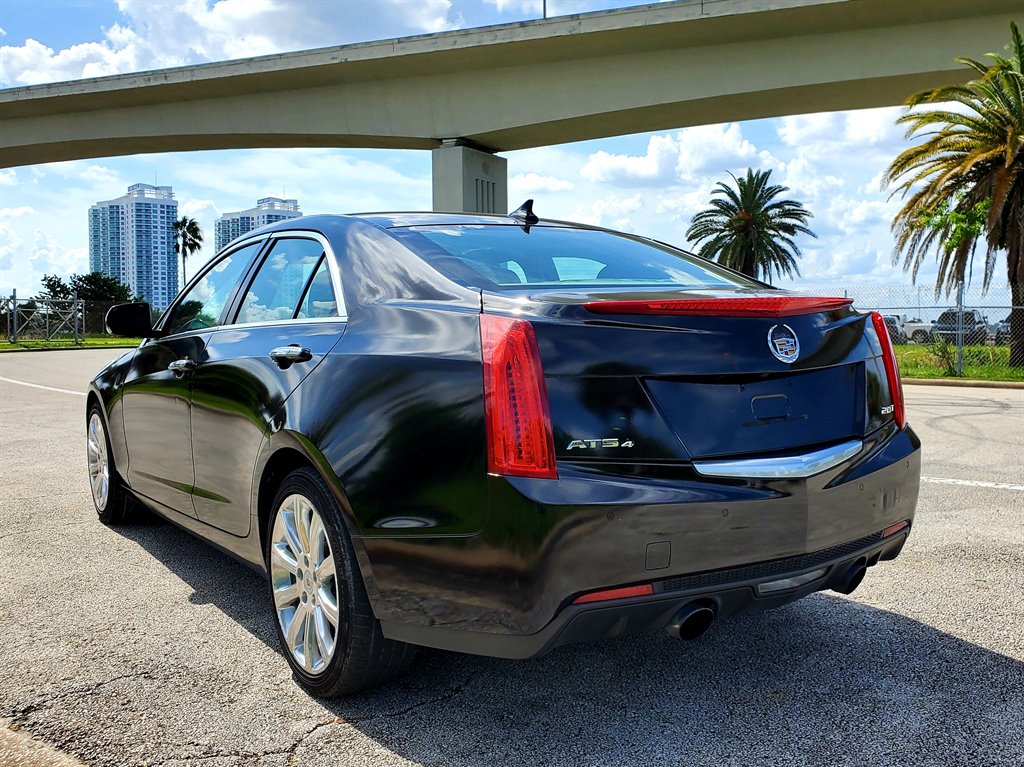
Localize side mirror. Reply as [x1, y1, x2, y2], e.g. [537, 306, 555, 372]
[105, 302, 159, 338]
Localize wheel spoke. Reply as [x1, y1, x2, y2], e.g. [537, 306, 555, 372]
[272, 580, 301, 609]
[283, 510, 304, 559]
[285, 604, 305, 649]
[303, 609, 317, 671]
[270, 542, 298, 574]
[315, 554, 335, 583]
[314, 605, 335, 657]
[318, 589, 339, 628]
[308, 513, 325, 562]
[295, 499, 312, 553]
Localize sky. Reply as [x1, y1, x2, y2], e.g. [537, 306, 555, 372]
[0, 0, 1010, 305]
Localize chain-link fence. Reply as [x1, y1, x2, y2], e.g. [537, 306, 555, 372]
[801, 284, 1023, 381]
[1, 294, 119, 343]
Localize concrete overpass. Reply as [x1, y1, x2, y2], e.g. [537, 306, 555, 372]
[0, 0, 1019, 213]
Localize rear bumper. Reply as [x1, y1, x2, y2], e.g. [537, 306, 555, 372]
[380, 526, 910, 659]
[371, 424, 920, 656]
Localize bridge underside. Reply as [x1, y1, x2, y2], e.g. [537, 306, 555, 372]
[1, 0, 1019, 213]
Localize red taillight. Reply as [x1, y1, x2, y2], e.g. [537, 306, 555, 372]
[573, 584, 654, 604]
[480, 314, 557, 480]
[582, 296, 852, 318]
[871, 311, 906, 429]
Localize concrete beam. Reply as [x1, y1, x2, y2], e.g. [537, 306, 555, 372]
[0, 0, 1020, 168]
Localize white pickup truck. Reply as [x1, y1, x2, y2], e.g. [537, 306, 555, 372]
[902, 318, 934, 344]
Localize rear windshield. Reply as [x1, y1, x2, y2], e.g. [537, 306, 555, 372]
[390, 224, 759, 290]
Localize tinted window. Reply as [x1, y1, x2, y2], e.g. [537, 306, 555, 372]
[236, 239, 325, 324]
[394, 225, 758, 289]
[165, 242, 261, 335]
[296, 257, 339, 319]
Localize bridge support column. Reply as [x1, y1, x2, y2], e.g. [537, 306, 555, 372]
[431, 140, 507, 214]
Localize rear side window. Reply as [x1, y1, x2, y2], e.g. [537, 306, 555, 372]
[164, 241, 262, 335]
[392, 225, 759, 290]
[296, 257, 339, 319]
[236, 239, 325, 324]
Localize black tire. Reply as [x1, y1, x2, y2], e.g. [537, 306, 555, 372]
[912, 330, 930, 344]
[266, 466, 416, 696]
[87, 403, 136, 526]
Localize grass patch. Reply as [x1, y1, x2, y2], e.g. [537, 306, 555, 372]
[895, 344, 1024, 382]
[0, 336, 141, 352]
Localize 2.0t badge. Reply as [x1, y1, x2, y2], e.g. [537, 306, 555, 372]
[767, 324, 800, 364]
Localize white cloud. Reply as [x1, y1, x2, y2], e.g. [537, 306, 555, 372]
[581, 124, 777, 187]
[510, 172, 574, 193]
[0, 169, 19, 186]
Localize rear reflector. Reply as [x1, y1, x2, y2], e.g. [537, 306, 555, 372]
[583, 296, 853, 318]
[573, 584, 654, 604]
[881, 520, 909, 538]
[870, 311, 906, 429]
[480, 314, 557, 480]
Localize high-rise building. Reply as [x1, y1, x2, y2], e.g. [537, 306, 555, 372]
[214, 197, 301, 252]
[89, 184, 179, 311]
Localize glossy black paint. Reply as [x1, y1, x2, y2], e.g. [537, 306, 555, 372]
[89, 213, 921, 659]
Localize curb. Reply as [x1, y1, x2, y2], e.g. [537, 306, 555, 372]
[903, 378, 1024, 390]
[0, 345, 138, 354]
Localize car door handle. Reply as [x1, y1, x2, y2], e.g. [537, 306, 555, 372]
[167, 358, 196, 375]
[269, 345, 312, 369]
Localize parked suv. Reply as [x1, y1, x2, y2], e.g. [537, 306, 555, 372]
[994, 314, 1011, 345]
[931, 310, 988, 345]
[882, 315, 909, 345]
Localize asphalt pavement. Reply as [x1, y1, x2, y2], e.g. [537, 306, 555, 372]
[1, 349, 1022, 767]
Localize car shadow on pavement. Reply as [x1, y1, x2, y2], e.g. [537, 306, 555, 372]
[115, 516, 1024, 767]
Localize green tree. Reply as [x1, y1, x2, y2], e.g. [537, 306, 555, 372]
[173, 215, 204, 285]
[884, 21, 1024, 366]
[69, 272, 133, 302]
[686, 168, 816, 282]
[38, 274, 72, 300]
[38, 272, 133, 302]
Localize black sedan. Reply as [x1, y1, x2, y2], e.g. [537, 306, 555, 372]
[88, 207, 920, 696]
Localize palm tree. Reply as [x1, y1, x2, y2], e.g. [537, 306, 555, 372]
[884, 21, 1024, 366]
[172, 216, 204, 286]
[686, 168, 816, 283]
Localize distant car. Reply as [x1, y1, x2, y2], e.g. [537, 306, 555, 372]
[882, 315, 909, 345]
[931, 309, 988, 345]
[86, 210, 920, 696]
[903, 318, 934, 344]
[994, 315, 1011, 346]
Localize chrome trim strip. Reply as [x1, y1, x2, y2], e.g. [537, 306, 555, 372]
[693, 439, 864, 479]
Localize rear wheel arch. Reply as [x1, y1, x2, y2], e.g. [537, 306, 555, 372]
[255, 441, 363, 566]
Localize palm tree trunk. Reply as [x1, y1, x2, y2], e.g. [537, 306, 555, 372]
[1010, 280, 1024, 367]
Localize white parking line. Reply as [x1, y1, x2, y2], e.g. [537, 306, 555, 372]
[922, 476, 1024, 492]
[0, 376, 86, 397]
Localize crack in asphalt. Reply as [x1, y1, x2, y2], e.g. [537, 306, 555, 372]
[135, 672, 478, 766]
[339, 670, 479, 726]
[6, 671, 158, 727]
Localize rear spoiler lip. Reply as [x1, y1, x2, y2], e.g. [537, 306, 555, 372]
[582, 296, 853, 319]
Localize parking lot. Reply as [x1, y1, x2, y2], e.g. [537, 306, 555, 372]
[1, 348, 1022, 767]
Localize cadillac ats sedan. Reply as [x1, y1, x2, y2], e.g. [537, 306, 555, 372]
[87, 207, 920, 696]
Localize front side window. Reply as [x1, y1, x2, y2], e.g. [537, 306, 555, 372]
[235, 238, 326, 324]
[164, 241, 262, 335]
[392, 225, 760, 290]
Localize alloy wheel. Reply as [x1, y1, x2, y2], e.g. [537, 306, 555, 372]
[270, 494, 339, 674]
[87, 413, 110, 511]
